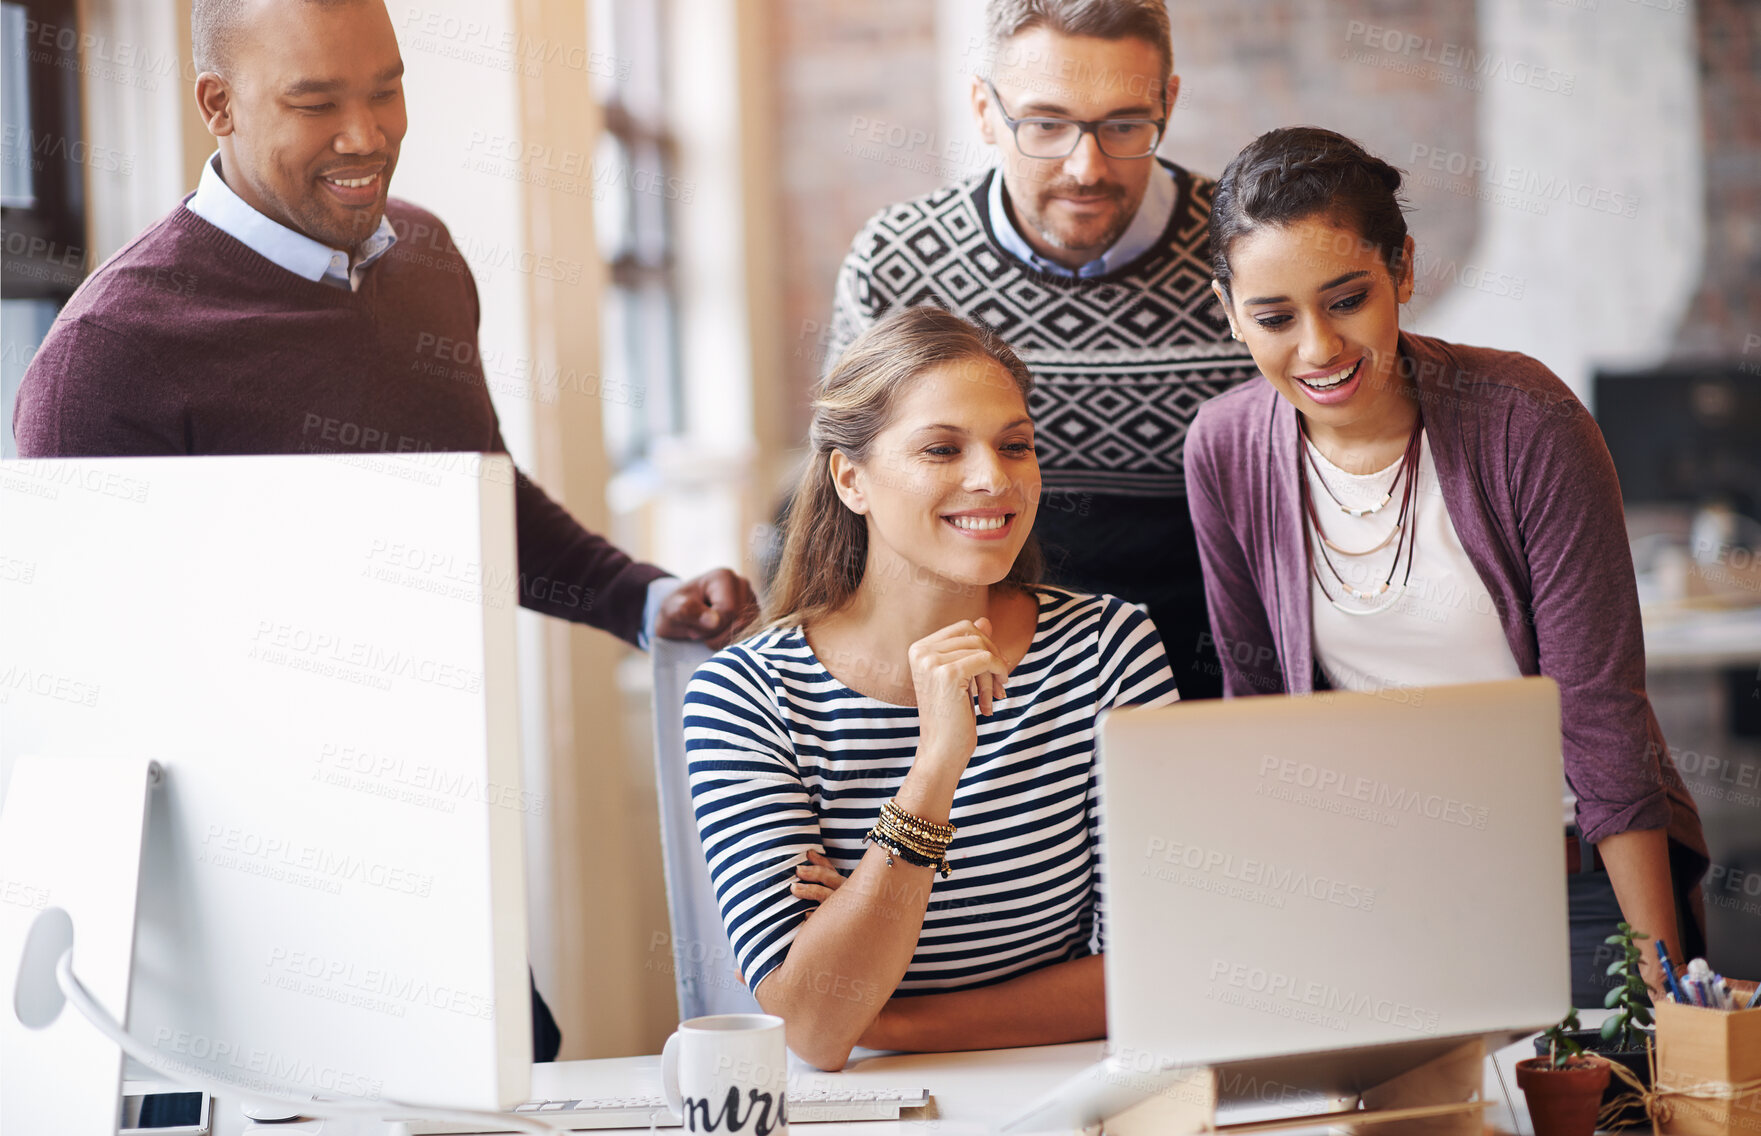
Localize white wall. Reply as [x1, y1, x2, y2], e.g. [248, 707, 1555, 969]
[1412, 0, 1704, 403]
[389, 0, 561, 1010]
[935, 0, 993, 181]
[81, 0, 191, 257]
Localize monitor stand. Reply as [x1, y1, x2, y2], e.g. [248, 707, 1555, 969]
[1106, 1038, 1490, 1136]
[1, 755, 160, 1136]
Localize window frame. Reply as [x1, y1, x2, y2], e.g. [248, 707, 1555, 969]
[1, 0, 88, 302]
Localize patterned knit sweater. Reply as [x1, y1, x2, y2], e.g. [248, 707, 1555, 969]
[827, 160, 1258, 500]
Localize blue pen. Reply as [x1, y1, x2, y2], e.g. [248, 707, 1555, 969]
[1746, 983, 1761, 1011]
[1656, 942, 1688, 1003]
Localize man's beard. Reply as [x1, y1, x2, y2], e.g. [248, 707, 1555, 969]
[1022, 178, 1136, 252]
[1035, 209, 1133, 252]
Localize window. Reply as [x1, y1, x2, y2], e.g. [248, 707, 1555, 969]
[590, 0, 683, 471]
[2, 0, 87, 457]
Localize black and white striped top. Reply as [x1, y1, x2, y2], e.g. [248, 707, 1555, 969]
[684, 587, 1179, 997]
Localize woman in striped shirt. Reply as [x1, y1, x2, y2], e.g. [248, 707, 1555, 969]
[685, 306, 1178, 1070]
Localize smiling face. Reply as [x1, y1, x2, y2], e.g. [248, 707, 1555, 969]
[973, 28, 1175, 269]
[833, 358, 1040, 594]
[199, 0, 406, 253]
[1215, 215, 1416, 439]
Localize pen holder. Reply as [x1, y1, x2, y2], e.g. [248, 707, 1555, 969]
[1653, 999, 1761, 1136]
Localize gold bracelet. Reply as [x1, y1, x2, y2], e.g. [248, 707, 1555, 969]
[869, 823, 946, 860]
[873, 822, 953, 861]
[866, 799, 956, 877]
[880, 799, 955, 841]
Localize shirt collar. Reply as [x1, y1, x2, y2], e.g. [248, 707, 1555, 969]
[986, 159, 1176, 279]
[187, 152, 397, 291]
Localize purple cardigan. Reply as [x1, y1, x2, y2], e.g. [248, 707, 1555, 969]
[1185, 332, 1705, 863]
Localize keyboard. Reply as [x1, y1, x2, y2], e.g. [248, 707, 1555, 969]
[403, 1086, 930, 1132]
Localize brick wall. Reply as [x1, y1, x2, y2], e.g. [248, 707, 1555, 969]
[1672, 0, 1761, 359]
[1159, 1, 1481, 316]
[773, 0, 942, 430]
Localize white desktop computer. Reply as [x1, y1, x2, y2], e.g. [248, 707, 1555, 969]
[0, 453, 534, 1133]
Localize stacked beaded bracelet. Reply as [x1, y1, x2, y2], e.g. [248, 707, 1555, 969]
[865, 798, 957, 878]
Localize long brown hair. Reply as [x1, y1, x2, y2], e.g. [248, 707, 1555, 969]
[763, 306, 1042, 633]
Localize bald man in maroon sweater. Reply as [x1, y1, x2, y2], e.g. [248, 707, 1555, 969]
[13, 0, 753, 648]
[13, 0, 753, 1062]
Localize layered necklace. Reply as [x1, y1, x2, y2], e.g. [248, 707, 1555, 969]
[1299, 411, 1424, 616]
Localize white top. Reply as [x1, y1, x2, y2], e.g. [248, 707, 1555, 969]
[1306, 432, 1521, 686]
[1304, 434, 1575, 824]
[187, 151, 397, 291]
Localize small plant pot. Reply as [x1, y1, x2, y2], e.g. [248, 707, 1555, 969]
[1516, 1056, 1612, 1136]
[1533, 1026, 1653, 1127]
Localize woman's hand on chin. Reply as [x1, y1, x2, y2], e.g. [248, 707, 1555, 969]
[906, 616, 1012, 770]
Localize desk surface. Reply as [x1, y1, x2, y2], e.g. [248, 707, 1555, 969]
[223, 1025, 1566, 1135]
[536, 1041, 1107, 1134]
[1642, 603, 1761, 670]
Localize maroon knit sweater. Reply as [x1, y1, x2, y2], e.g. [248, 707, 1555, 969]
[13, 199, 667, 646]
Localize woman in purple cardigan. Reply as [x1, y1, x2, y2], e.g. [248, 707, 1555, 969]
[1185, 127, 1706, 1004]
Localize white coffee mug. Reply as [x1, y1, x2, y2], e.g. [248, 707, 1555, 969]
[660, 1012, 789, 1135]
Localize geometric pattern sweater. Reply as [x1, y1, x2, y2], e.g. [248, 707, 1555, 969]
[827, 159, 1259, 500]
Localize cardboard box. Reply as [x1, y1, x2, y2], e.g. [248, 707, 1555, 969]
[1654, 1001, 1761, 1136]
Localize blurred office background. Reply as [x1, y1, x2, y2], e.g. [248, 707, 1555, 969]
[3, 0, 1757, 1055]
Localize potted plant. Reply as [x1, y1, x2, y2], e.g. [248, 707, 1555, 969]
[1517, 1009, 1612, 1136]
[1530, 922, 1656, 1126]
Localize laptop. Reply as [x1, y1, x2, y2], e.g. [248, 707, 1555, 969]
[1003, 678, 1571, 1132]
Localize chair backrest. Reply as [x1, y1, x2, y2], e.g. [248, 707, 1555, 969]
[649, 637, 761, 1021]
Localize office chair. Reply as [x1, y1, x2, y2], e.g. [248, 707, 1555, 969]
[648, 637, 762, 1021]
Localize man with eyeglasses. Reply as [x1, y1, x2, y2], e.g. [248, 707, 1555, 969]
[824, 0, 1258, 699]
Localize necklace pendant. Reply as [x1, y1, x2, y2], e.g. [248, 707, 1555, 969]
[1342, 581, 1391, 601]
[1341, 493, 1394, 518]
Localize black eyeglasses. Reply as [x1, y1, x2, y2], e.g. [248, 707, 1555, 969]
[984, 79, 1165, 160]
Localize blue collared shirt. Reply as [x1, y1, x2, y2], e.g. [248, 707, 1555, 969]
[187, 152, 397, 291]
[986, 159, 1176, 278]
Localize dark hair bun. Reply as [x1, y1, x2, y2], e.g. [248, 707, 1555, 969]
[1209, 126, 1410, 289]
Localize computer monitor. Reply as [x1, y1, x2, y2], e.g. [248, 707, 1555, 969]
[1594, 363, 1761, 517]
[0, 453, 532, 1131]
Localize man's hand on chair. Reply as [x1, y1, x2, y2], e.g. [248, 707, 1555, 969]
[655, 568, 758, 649]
